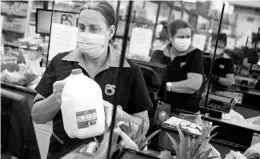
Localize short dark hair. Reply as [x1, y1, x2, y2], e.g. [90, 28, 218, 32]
[168, 19, 190, 37]
[211, 33, 227, 47]
[80, 1, 116, 27]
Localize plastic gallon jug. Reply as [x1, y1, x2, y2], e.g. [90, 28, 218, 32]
[61, 69, 105, 139]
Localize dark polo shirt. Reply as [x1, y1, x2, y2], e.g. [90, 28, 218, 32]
[35, 45, 152, 144]
[212, 54, 234, 91]
[213, 54, 234, 78]
[151, 44, 204, 113]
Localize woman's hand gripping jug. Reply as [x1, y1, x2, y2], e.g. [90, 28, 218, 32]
[61, 69, 105, 139]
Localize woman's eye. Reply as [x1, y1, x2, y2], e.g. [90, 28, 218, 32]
[90, 26, 101, 33]
[91, 28, 98, 32]
[177, 35, 190, 39]
[78, 25, 85, 31]
[177, 36, 185, 39]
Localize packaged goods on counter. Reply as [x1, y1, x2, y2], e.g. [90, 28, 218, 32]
[222, 109, 260, 131]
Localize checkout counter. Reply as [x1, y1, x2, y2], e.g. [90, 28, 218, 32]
[1, 83, 87, 159]
[1, 82, 40, 158]
[1, 59, 167, 159]
[155, 108, 260, 157]
[0, 59, 167, 159]
[149, 75, 260, 158]
[132, 58, 260, 157]
[233, 75, 260, 118]
[2, 59, 260, 158]
[1, 82, 89, 159]
[157, 116, 260, 157]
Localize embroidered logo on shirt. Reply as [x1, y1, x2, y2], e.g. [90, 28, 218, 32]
[105, 84, 116, 96]
[219, 64, 225, 69]
[180, 62, 187, 68]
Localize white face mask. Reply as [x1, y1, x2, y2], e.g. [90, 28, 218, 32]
[76, 32, 107, 59]
[173, 38, 191, 52]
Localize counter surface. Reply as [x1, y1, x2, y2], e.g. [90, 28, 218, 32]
[1, 82, 39, 158]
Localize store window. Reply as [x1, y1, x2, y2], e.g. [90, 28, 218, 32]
[48, 1, 82, 13]
[1, 1, 49, 68]
[114, 1, 159, 62]
[2, 1, 29, 46]
[115, 1, 159, 61]
[2, 1, 260, 159]
[3, 0, 255, 91]
[153, 2, 171, 51]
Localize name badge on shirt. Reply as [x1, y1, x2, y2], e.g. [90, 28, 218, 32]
[180, 62, 187, 68]
[219, 64, 225, 69]
[105, 84, 116, 96]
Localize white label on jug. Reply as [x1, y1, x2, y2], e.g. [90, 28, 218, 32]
[76, 109, 97, 129]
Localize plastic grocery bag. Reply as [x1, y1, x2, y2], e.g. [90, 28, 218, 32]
[33, 121, 53, 159]
[244, 142, 260, 157]
[246, 116, 260, 127]
[222, 109, 245, 121]
[225, 150, 247, 159]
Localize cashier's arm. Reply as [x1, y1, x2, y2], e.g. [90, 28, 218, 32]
[169, 73, 203, 94]
[31, 94, 60, 124]
[218, 73, 234, 87]
[32, 94, 150, 133]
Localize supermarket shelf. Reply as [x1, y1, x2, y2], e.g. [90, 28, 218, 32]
[114, 35, 130, 40]
[30, 21, 36, 25]
[3, 0, 28, 3]
[118, 19, 148, 25]
[1, 12, 27, 18]
[4, 42, 19, 48]
[31, 9, 36, 14]
[72, 1, 85, 5]
[3, 28, 24, 34]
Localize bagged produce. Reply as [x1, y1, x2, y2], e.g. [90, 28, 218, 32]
[1, 68, 37, 86]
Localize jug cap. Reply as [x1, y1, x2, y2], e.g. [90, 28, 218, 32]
[71, 69, 82, 75]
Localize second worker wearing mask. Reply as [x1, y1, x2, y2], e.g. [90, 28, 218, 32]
[208, 33, 235, 91]
[151, 19, 204, 114]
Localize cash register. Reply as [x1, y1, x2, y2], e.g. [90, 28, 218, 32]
[199, 93, 235, 118]
[199, 93, 260, 152]
[234, 75, 257, 89]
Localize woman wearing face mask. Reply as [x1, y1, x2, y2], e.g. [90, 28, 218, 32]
[208, 33, 235, 91]
[151, 19, 204, 114]
[31, 1, 152, 158]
